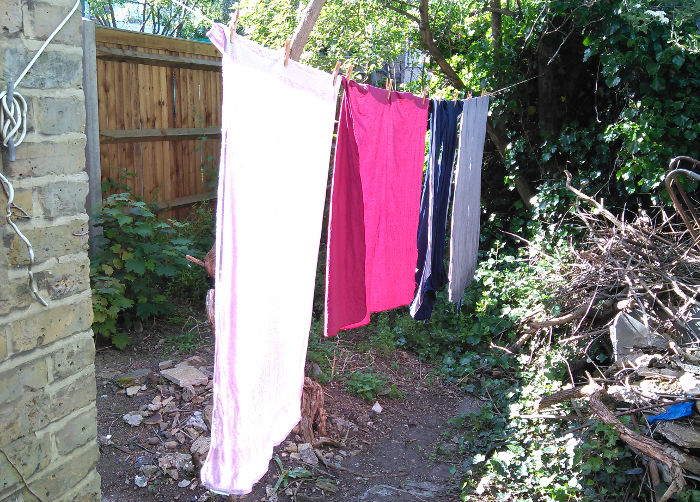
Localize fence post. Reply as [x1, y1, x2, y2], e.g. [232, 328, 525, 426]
[82, 18, 102, 255]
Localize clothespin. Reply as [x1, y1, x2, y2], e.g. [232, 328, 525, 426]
[467, 91, 472, 100]
[347, 64, 354, 81]
[284, 39, 290, 66]
[229, 9, 239, 42]
[421, 87, 427, 105]
[332, 61, 341, 84]
[385, 78, 392, 100]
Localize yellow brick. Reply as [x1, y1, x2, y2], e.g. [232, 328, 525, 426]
[0, 188, 33, 217]
[11, 297, 93, 352]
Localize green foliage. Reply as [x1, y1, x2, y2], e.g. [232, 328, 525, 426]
[458, 349, 639, 501]
[239, 0, 414, 77]
[272, 456, 314, 495]
[163, 314, 206, 353]
[165, 202, 215, 301]
[380, 242, 561, 376]
[86, 0, 234, 39]
[345, 371, 388, 401]
[90, 193, 198, 348]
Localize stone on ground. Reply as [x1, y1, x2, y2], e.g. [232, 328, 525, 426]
[161, 365, 208, 387]
[123, 413, 143, 426]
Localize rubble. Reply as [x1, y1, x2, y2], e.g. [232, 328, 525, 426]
[105, 351, 377, 501]
[161, 364, 208, 387]
[298, 443, 318, 465]
[190, 436, 210, 456]
[159, 452, 195, 473]
[656, 422, 700, 449]
[122, 413, 143, 427]
[126, 385, 141, 397]
[115, 368, 151, 388]
[529, 175, 700, 501]
[159, 360, 174, 370]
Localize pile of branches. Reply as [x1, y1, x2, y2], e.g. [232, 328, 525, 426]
[521, 172, 700, 346]
[525, 172, 700, 501]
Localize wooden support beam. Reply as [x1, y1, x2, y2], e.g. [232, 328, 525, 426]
[82, 19, 103, 256]
[100, 127, 221, 144]
[95, 26, 220, 57]
[97, 47, 222, 71]
[156, 191, 216, 210]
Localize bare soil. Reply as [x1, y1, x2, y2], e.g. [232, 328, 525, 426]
[96, 308, 477, 502]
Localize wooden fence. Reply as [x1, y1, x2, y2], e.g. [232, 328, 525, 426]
[91, 26, 222, 219]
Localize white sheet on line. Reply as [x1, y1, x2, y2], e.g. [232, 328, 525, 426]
[202, 23, 340, 495]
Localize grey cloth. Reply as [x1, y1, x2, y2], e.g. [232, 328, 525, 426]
[447, 96, 489, 303]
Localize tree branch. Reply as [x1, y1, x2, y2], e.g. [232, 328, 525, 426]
[381, 0, 534, 209]
[418, 0, 466, 89]
[384, 3, 420, 24]
[289, 0, 327, 62]
[467, 6, 517, 17]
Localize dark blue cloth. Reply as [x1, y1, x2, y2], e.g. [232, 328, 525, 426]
[410, 99, 463, 320]
[647, 401, 694, 424]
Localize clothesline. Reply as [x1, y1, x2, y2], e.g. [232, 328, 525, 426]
[168, 1, 540, 100]
[170, 0, 217, 26]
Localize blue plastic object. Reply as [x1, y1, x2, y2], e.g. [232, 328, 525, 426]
[646, 401, 694, 424]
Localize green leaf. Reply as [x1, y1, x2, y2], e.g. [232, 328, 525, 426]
[111, 332, 132, 350]
[125, 259, 146, 274]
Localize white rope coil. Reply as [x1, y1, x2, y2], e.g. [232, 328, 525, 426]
[0, 91, 27, 149]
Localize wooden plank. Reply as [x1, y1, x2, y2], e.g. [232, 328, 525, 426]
[100, 127, 221, 143]
[97, 47, 222, 71]
[138, 61, 156, 200]
[181, 68, 194, 201]
[156, 54, 171, 204]
[156, 191, 216, 210]
[102, 48, 119, 193]
[94, 26, 224, 214]
[95, 26, 220, 57]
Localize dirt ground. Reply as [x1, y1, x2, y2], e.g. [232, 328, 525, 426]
[96, 307, 479, 502]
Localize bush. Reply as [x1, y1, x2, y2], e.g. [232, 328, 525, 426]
[90, 193, 198, 349]
[165, 202, 215, 301]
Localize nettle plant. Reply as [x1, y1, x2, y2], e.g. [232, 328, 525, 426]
[90, 193, 196, 349]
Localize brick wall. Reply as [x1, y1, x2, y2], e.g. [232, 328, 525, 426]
[0, 1, 100, 501]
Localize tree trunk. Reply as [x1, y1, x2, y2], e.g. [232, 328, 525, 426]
[289, 0, 327, 62]
[490, 0, 502, 51]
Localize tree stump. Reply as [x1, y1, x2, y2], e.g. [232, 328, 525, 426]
[300, 377, 327, 443]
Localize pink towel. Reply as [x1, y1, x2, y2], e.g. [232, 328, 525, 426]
[203, 25, 340, 495]
[324, 78, 429, 337]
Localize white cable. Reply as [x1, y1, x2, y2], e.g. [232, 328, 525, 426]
[0, 0, 80, 150]
[171, 0, 216, 26]
[0, 0, 79, 308]
[0, 91, 26, 149]
[0, 172, 47, 306]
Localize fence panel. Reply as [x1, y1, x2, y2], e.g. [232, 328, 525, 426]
[95, 27, 221, 218]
